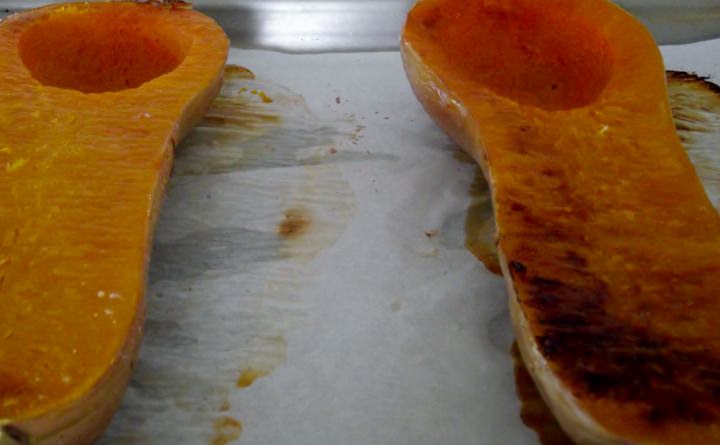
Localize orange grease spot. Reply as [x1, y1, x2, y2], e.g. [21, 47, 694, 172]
[464, 168, 501, 275]
[219, 398, 231, 412]
[224, 64, 255, 80]
[212, 416, 243, 445]
[278, 208, 312, 239]
[236, 368, 270, 389]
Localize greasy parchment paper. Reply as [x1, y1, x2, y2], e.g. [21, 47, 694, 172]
[99, 39, 720, 445]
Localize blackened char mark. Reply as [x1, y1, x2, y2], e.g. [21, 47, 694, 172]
[509, 259, 720, 425]
[667, 70, 720, 96]
[510, 260, 527, 274]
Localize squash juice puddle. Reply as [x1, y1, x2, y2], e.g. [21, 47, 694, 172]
[99, 65, 357, 444]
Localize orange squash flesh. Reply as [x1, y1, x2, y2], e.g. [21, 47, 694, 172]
[402, 0, 720, 443]
[0, 2, 228, 443]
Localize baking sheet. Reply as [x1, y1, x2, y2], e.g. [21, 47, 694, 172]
[96, 38, 720, 445]
[4, 1, 720, 48]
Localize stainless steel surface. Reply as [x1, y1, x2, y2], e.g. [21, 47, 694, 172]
[3, 0, 720, 49]
[200, 0, 414, 52]
[620, 0, 720, 45]
[2, 0, 414, 52]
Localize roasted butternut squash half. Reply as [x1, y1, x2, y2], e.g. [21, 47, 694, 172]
[0, 3, 228, 444]
[402, 0, 720, 443]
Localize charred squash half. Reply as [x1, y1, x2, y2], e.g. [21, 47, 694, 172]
[402, 0, 720, 443]
[0, 3, 227, 443]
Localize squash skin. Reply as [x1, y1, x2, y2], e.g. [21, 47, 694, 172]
[402, 0, 720, 444]
[0, 2, 228, 443]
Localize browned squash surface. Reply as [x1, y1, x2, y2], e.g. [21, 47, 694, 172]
[0, 2, 228, 443]
[402, 0, 720, 443]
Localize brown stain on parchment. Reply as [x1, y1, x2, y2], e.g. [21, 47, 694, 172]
[225, 65, 256, 80]
[212, 416, 243, 445]
[236, 368, 271, 388]
[178, 63, 280, 166]
[278, 208, 312, 239]
[235, 336, 288, 392]
[174, 64, 350, 444]
[464, 168, 500, 275]
[213, 61, 352, 439]
[202, 112, 279, 129]
[219, 398, 231, 412]
[97, 61, 358, 444]
[200, 92, 280, 140]
[463, 72, 720, 443]
[452, 149, 475, 164]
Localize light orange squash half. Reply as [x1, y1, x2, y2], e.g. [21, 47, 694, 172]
[0, 2, 228, 444]
[402, 0, 720, 443]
